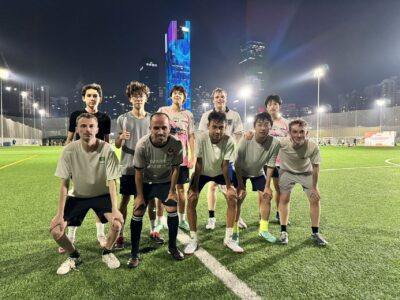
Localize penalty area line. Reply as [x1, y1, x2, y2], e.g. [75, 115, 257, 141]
[177, 231, 262, 300]
[0, 155, 38, 170]
[385, 158, 400, 167]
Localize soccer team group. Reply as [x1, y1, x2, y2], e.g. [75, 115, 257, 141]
[49, 81, 328, 275]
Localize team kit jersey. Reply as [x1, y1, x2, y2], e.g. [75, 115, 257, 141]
[198, 108, 243, 138]
[116, 112, 150, 175]
[158, 106, 194, 167]
[279, 138, 321, 174]
[195, 132, 235, 177]
[234, 136, 280, 177]
[133, 134, 183, 183]
[55, 140, 121, 198]
[69, 110, 111, 141]
[269, 116, 289, 166]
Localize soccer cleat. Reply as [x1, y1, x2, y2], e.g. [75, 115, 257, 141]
[97, 235, 108, 248]
[275, 212, 280, 223]
[205, 217, 216, 230]
[127, 256, 140, 269]
[232, 232, 240, 244]
[259, 231, 277, 243]
[178, 220, 190, 231]
[279, 231, 288, 244]
[311, 233, 328, 246]
[114, 236, 125, 250]
[224, 238, 244, 253]
[238, 217, 247, 229]
[168, 247, 185, 261]
[149, 231, 165, 244]
[184, 239, 199, 255]
[102, 252, 120, 269]
[56, 257, 81, 275]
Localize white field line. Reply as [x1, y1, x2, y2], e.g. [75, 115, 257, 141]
[385, 158, 400, 167]
[321, 158, 400, 171]
[177, 231, 262, 300]
[0, 155, 38, 170]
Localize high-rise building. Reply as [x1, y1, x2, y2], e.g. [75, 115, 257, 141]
[192, 85, 212, 123]
[139, 58, 160, 113]
[165, 20, 191, 110]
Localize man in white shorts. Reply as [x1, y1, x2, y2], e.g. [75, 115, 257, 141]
[278, 119, 328, 246]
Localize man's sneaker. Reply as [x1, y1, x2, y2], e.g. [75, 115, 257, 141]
[279, 231, 288, 244]
[56, 257, 81, 275]
[232, 232, 239, 244]
[311, 233, 328, 246]
[97, 235, 107, 248]
[184, 239, 198, 255]
[259, 231, 277, 243]
[102, 253, 120, 269]
[168, 247, 184, 261]
[205, 217, 216, 230]
[58, 238, 75, 254]
[238, 217, 247, 229]
[149, 231, 165, 244]
[127, 256, 140, 269]
[114, 236, 125, 250]
[224, 238, 244, 253]
[178, 220, 190, 231]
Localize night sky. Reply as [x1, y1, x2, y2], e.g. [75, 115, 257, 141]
[1, 0, 399, 107]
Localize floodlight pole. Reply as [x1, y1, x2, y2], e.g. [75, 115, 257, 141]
[316, 76, 320, 145]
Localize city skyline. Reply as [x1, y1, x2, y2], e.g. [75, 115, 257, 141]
[1, 0, 400, 114]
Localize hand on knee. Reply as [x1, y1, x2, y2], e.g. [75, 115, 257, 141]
[50, 226, 64, 241]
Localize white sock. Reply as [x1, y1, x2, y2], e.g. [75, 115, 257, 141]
[225, 227, 233, 240]
[67, 226, 77, 241]
[150, 219, 156, 232]
[179, 213, 186, 222]
[96, 222, 105, 237]
[190, 231, 198, 241]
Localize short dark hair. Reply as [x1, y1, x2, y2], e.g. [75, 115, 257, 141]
[150, 112, 170, 123]
[82, 83, 102, 98]
[289, 118, 308, 131]
[208, 111, 226, 124]
[76, 112, 98, 124]
[126, 81, 150, 99]
[169, 85, 187, 102]
[265, 94, 282, 106]
[253, 112, 273, 127]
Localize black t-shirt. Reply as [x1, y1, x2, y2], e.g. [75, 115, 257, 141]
[68, 110, 111, 141]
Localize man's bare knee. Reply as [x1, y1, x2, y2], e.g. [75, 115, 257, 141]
[112, 219, 123, 231]
[50, 225, 64, 241]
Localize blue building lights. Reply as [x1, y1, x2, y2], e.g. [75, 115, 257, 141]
[165, 20, 191, 110]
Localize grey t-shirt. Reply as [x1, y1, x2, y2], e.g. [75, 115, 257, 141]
[116, 112, 150, 175]
[55, 140, 121, 198]
[134, 134, 183, 183]
[279, 138, 321, 174]
[195, 131, 235, 177]
[234, 136, 280, 177]
[198, 108, 243, 138]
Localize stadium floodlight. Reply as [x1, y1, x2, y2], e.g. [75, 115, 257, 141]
[376, 99, 387, 132]
[239, 85, 252, 130]
[317, 106, 326, 113]
[312, 65, 328, 145]
[202, 102, 209, 113]
[246, 116, 254, 124]
[376, 99, 386, 107]
[5, 86, 11, 92]
[0, 68, 11, 147]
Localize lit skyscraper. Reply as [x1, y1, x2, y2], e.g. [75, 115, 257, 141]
[165, 20, 191, 110]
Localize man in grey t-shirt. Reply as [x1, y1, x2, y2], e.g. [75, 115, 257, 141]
[49, 113, 123, 275]
[127, 113, 184, 268]
[233, 112, 280, 244]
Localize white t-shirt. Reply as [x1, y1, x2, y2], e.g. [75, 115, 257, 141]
[198, 107, 243, 138]
[195, 131, 235, 177]
[55, 140, 121, 198]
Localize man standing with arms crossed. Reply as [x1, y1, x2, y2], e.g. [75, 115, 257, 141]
[49, 113, 123, 275]
[198, 88, 244, 230]
[278, 119, 328, 246]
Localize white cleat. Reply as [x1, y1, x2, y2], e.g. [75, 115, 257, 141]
[224, 238, 244, 253]
[279, 231, 289, 244]
[205, 218, 216, 230]
[184, 239, 199, 255]
[102, 253, 120, 269]
[56, 257, 81, 275]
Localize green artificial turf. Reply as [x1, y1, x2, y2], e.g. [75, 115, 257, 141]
[0, 145, 399, 299]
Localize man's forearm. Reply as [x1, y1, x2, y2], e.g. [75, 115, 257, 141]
[135, 169, 144, 196]
[265, 167, 274, 189]
[222, 161, 232, 187]
[191, 159, 202, 191]
[312, 165, 319, 188]
[170, 166, 179, 193]
[108, 179, 119, 210]
[57, 179, 69, 215]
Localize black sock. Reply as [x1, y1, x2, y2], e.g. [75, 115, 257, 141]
[281, 225, 287, 232]
[102, 248, 112, 255]
[167, 212, 179, 249]
[276, 211, 280, 218]
[209, 210, 215, 218]
[69, 249, 80, 258]
[312, 227, 319, 234]
[130, 215, 143, 257]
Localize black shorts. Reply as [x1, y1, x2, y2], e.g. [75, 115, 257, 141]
[232, 171, 266, 192]
[142, 182, 171, 205]
[190, 174, 226, 193]
[120, 174, 137, 196]
[272, 167, 280, 178]
[177, 166, 190, 185]
[63, 194, 112, 226]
